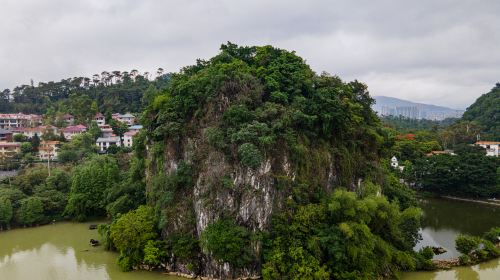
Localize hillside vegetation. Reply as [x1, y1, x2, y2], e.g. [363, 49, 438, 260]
[462, 83, 500, 141]
[131, 43, 422, 279]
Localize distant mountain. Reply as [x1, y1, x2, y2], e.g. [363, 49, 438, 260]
[372, 96, 464, 120]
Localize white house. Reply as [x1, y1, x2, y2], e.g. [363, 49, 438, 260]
[0, 113, 42, 129]
[12, 125, 58, 139]
[96, 136, 121, 152]
[99, 124, 114, 138]
[123, 131, 138, 148]
[390, 156, 399, 168]
[94, 112, 106, 126]
[61, 125, 87, 140]
[474, 141, 500, 157]
[112, 113, 135, 126]
[38, 141, 61, 160]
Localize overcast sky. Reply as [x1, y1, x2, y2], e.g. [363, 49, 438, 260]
[1, 0, 499, 109]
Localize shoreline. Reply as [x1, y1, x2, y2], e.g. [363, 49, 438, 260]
[440, 196, 500, 207]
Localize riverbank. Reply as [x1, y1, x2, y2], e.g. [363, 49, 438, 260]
[0, 221, 183, 280]
[441, 196, 500, 207]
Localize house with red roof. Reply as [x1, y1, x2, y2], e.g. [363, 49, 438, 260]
[61, 124, 87, 140]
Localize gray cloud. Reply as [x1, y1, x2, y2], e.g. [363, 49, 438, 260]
[1, 0, 498, 109]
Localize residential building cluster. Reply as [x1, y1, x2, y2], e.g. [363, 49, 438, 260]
[474, 141, 500, 157]
[0, 112, 141, 161]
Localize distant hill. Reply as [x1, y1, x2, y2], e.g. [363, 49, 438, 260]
[372, 96, 464, 120]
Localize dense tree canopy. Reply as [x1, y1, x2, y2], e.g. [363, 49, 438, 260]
[462, 83, 500, 141]
[0, 71, 171, 118]
[65, 155, 120, 220]
[413, 146, 500, 198]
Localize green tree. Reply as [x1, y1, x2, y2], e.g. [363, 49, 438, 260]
[88, 121, 102, 140]
[455, 235, 480, 255]
[0, 198, 13, 230]
[58, 133, 98, 163]
[20, 142, 33, 155]
[110, 119, 129, 146]
[31, 133, 40, 152]
[110, 205, 157, 271]
[13, 134, 28, 142]
[16, 197, 44, 226]
[65, 155, 119, 220]
[201, 219, 252, 269]
[462, 83, 500, 141]
[143, 240, 167, 267]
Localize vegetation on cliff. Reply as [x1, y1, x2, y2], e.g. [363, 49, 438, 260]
[126, 43, 423, 278]
[0, 42, 431, 278]
[462, 83, 500, 141]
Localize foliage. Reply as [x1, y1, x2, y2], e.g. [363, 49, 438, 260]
[455, 229, 500, 264]
[11, 166, 49, 195]
[20, 142, 33, 155]
[262, 190, 422, 279]
[0, 197, 13, 229]
[88, 121, 102, 140]
[201, 218, 252, 268]
[13, 134, 28, 142]
[462, 83, 500, 141]
[16, 197, 44, 226]
[1, 70, 171, 117]
[455, 235, 481, 255]
[58, 133, 98, 163]
[381, 116, 458, 132]
[110, 119, 129, 145]
[65, 155, 120, 220]
[413, 148, 499, 198]
[143, 240, 167, 267]
[33, 184, 67, 217]
[98, 223, 115, 251]
[238, 143, 263, 169]
[414, 247, 435, 270]
[110, 205, 158, 271]
[483, 227, 500, 244]
[383, 174, 417, 209]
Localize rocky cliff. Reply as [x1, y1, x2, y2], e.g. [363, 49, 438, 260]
[141, 43, 385, 278]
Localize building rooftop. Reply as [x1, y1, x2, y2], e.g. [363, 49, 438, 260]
[0, 142, 20, 147]
[129, 125, 143, 130]
[96, 136, 121, 143]
[475, 141, 500, 145]
[124, 130, 138, 137]
[113, 113, 135, 118]
[61, 125, 87, 132]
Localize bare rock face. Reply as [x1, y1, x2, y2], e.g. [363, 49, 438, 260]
[145, 129, 351, 279]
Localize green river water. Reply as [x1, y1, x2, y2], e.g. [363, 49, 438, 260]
[402, 198, 500, 280]
[0, 222, 182, 280]
[0, 198, 498, 279]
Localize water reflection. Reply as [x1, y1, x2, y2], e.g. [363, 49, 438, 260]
[402, 198, 500, 279]
[0, 243, 110, 280]
[0, 222, 181, 280]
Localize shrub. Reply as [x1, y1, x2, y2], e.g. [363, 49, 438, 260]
[238, 143, 262, 169]
[201, 218, 252, 268]
[458, 254, 471, 265]
[483, 227, 500, 244]
[143, 240, 167, 267]
[455, 235, 480, 255]
[415, 247, 436, 270]
[16, 197, 44, 226]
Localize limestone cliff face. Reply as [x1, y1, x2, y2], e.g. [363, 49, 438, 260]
[142, 44, 383, 279]
[145, 115, 354, 278]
